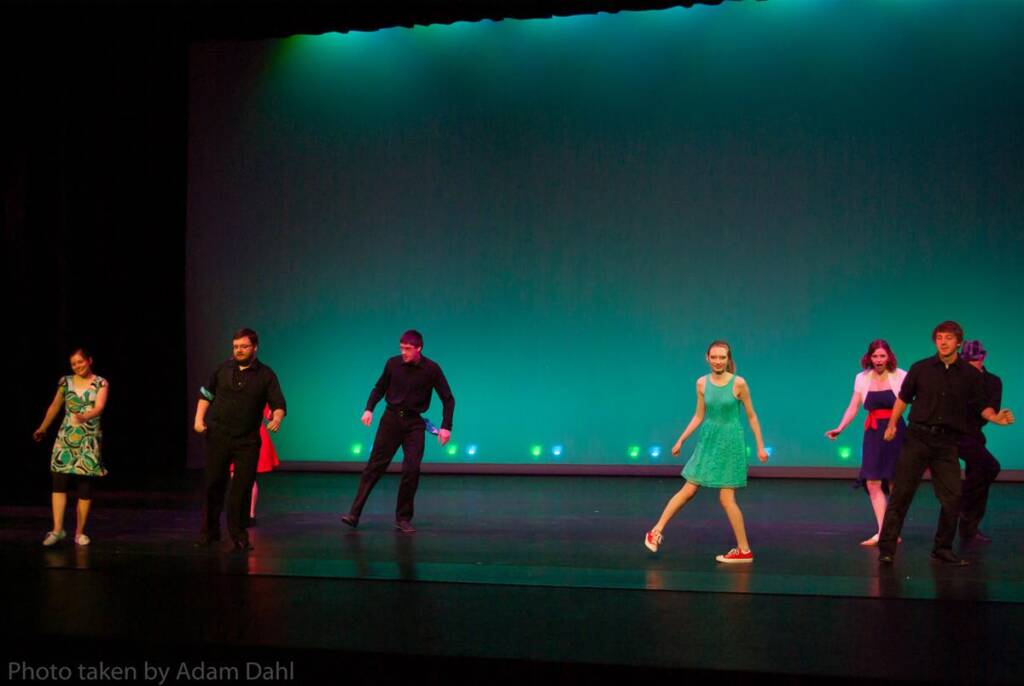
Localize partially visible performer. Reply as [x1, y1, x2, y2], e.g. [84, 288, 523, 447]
[33, 348, 109, 547]
[230, 405, 280, 525]
[645, 341, 769, 564]
[957, 340, 1003, 543]
[878, 322, 1014, 566]
[250, 405, 281, 522]
[341, 330, 454, 533]
[194, 328, 285, 551]
[825, 340, 907, 546]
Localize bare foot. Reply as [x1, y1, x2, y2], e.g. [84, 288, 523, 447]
[860, 533, 880, 546]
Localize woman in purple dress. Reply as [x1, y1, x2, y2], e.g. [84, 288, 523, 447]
[826, 340, 906, 546]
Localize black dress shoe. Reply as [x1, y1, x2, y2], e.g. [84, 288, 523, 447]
[341, 514, 359, 528]
[930, 549, 968, 566]
[878, 553, 895, 565]
[394, 520, 416, 534]
[231, 535, 253, 551]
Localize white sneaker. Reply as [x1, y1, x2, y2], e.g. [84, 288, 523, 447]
[75, 534, 91, 546]
[42, 530, 66, 547]
[644, 530, 663, 552]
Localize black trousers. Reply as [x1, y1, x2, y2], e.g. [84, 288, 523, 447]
[348, 409, 426, 522]
[202, 434, 259, 540]
[878, 425, 962, 556]
[958, 434, 1001, 538]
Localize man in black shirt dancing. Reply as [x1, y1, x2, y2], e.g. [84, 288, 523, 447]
[879, 321, 1013, 566]
[194, 328, 286, 551]
[342, 330, 455, 533]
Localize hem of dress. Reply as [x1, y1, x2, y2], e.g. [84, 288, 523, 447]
[853, 477, 891, 491]
[683, 477, 747, 489]
[50, 469, 108, 477]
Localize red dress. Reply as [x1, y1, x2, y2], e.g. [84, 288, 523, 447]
[256, 406, 281, 473]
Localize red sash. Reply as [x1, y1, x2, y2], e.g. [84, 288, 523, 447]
[865, 408, 893, 431]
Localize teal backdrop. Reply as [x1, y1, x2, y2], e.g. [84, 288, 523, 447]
[186, 0, 1023, 468]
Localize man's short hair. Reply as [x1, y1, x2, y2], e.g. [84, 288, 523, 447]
[233, 327, 259, 347]
[932, 320, 963, 343]
[400, 329, 423, 348]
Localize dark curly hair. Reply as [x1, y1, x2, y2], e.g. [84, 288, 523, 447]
[860, 339, 897, 371]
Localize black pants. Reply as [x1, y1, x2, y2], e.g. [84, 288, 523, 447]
[878, 425, 962, 556]
[348, 409, 426, 522]
[202, 435, 259, 540]
[958, 434, 1001, 538]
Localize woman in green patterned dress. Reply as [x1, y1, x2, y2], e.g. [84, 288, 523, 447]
[32, 348, 109, 546]
[644, 341, 769, 563]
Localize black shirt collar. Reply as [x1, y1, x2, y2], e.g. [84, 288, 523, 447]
[930, 354, 965, 370]
[235, 358, 261, 372]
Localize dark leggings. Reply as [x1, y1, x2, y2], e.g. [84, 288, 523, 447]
[52, 473, 95, 499]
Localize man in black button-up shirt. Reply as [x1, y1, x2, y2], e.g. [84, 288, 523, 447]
[194, 328, 286, 550]
[878, 322, 1013, 566]
[341, 330, 455, 532]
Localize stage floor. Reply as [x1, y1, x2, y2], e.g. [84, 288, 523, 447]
[3, 474, 1023, 683]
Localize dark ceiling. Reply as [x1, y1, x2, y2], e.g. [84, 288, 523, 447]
[5, 0, 749, 41]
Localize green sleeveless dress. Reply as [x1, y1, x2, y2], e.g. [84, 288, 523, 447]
[682, 374, 747, 488]
[50, 375, 108, 477]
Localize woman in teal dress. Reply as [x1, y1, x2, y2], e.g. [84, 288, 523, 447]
[33, 348, 109, 546]
[645, 341, 769, 563]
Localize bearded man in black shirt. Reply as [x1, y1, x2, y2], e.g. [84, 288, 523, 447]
[194, 328, 286, 551]
[878, 321, 1013, 566]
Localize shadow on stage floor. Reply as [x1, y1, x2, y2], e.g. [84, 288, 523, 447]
[3, 474, 1022, 684]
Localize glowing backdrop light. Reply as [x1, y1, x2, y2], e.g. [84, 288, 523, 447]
[186, 0, 1023, 468]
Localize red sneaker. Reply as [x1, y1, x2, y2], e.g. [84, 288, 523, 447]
[644, 530, 663, 553]
[715, 548, 753, 564]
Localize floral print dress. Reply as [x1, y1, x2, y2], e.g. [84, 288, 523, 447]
[50, 375, 108, 476]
